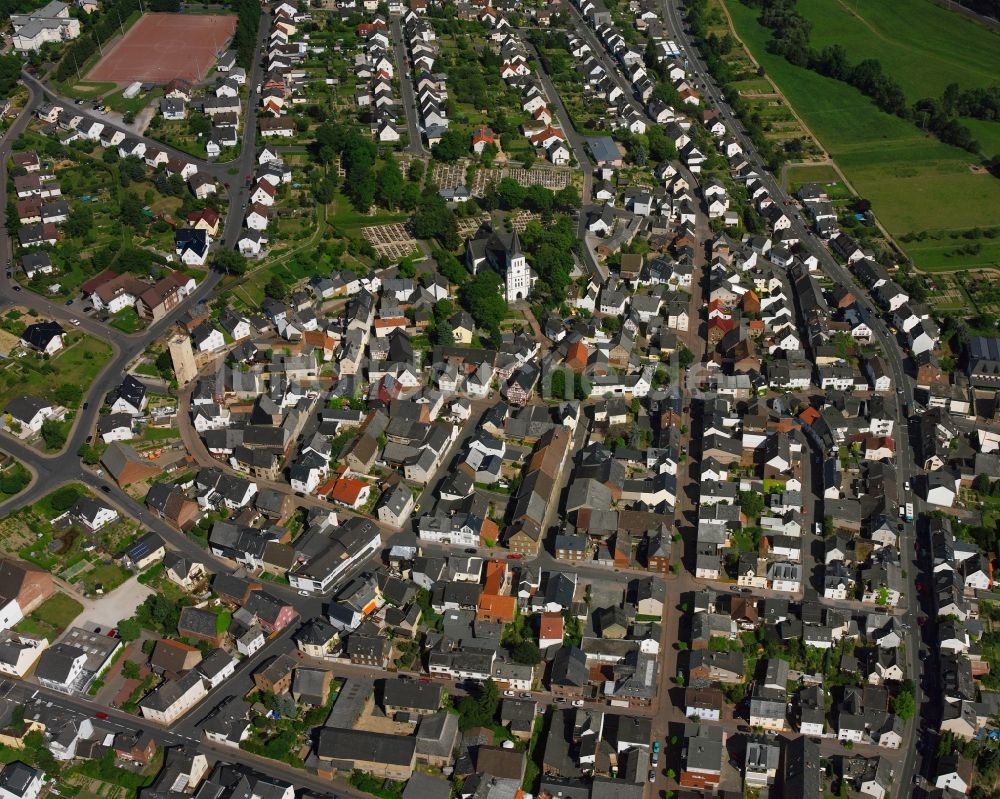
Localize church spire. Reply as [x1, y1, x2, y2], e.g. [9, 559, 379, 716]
[509, 227, 523, 258]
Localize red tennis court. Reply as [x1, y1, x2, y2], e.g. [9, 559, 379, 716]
[86, 12, 237, 84]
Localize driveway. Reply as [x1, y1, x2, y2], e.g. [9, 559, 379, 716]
[73, 576, 153, 630]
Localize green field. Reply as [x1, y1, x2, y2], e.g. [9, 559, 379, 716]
[799, 0, 1000, 101]
[796, 0, 1000, 158]
[14, 592, 84, 641]
[725, 0, 1000, 270]
[0, 333, 114, 413]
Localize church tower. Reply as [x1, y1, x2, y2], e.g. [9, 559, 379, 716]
[505, 228, 530, 302]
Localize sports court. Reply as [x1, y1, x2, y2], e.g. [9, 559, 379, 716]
[86, 12, 237, 84]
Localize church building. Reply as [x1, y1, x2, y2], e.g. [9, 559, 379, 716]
[465, 223, 537, 303]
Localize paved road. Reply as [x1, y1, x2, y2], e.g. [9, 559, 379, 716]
[521, 38, 605, 283]
[0, 8, 272, 467]
[0, 677, 371, 799]
[564, 7, 648, 123]
[390, 15, 427, 156]
[659, 0, 927, 788]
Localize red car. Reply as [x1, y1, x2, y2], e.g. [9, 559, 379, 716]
[507, 553, 522, 560]
[95, 712, 109, 720]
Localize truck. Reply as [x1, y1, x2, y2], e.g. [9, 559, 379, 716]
[905, 502, 914, 523]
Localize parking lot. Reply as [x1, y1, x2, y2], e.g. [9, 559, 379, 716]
[72, 575, 154, 631]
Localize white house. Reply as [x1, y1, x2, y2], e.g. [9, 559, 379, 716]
[4, 395, 65, 439]
[0, 763, 45, 799]
[35, 643, 87, 693]
[0, 633, 48, 678]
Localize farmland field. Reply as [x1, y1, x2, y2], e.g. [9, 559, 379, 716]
[723, 0, 1000, 270]
[798, 0, 1000, 103]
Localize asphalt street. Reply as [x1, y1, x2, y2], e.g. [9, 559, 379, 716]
[658, 0, 926, 788]
[389, 15, 428, 157]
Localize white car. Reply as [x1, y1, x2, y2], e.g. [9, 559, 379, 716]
[572, 699, 584, 707]
[69, 318, 80, 326]
[297, 590, 310, 596]
[503, 690, 515, 697]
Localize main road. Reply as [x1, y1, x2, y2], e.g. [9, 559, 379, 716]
[660, 0, 925, 787]
[389, 14, 427, 157]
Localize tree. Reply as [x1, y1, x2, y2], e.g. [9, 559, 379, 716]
[548, 369, 567, 400]
[456, 678, 499, 730]
[678, 345, 695, 369]
[892, 688, 915, 720]
[435, 249, 468, 285]
[0, 54, 21, 98]
[973, 473, 991, 494]
[212, 249, 248, 275]
[77, 443, 102, 465]
[121, 660, 141, 679]
[555, 185, 581, 211]
[511, 640, 541, 665]
[137, 593, 180, 634]
[54, 383, 82, 406]
[412, 192, 459, 248]
[739, 490, 765, 520]
[459, 271, 507, 332]
[154, 350, 174, 378]
[119, 193, 145, 229]
[432, 129, 466, 162]
[0, 470, 28, 496]
[265, 275, 289, 300]
[408, 159, 425, 184]
[40, 419, 66, 450]
[50, 484, 83, 512]
[314, 173, 337, 205]
[375, 157, 404, 209]
[116, 617, 141, 643]
[65, 205, 94, 238]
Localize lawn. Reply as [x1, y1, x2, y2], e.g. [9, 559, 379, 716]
[52, 79, 162, 115]
[110, 308, 142, 334]
[328, 190, 409, 234]
[0, 333, 114, 413]
[137, 425, 179, 445]
[15, 592, 84, 641]
[724, 0, 1000, 270]
[784, 164, 844, 192]
[81, 563, 131, 595]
